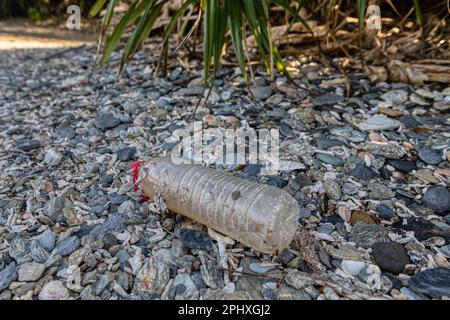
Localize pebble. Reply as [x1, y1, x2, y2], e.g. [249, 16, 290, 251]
[421, 186, 450, 215]
[408, 268, 450, 298]
[177, 228, 214, 251]
[43, 197, 65, 222]
[341, 260, 365, 276]
[249, 86, 272, 100]
[9, 237, 31, 264]
[323, 180, 341, 200]
[38, 281, 70, 300]
[418, 146, 442, 165]
[44, 149, 63, 166]
[387, 160, 417, 173]
[381, 89, 408, 104]
[95, 112, 121, 130]
[16, 139, 41, 151]
[284, 271, 315, 289]
[349, 164, 377, 179]
[316, 153, 344, 166]
[133, 257, 170, 295]
[371, 242, 410, 274]
[54, 236, 80, 256]
[349, 222, 390, 249]
[116, 147, 136, 161]
[368, 183, 395, 200]
[0, 264, 17, 292]
[18, 262, 46, 282]
[357, 115, 401, 131]
[377, 204, 395, 220]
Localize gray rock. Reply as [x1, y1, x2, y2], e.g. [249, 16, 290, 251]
[9, 237, 31, 264]
[299, 207, 312, 219]
[38, 280, 70, 300]
[316, 139, 345, 149]
[387, 160, 417, 173]
[43, 197, 65, 221]
[421, 186, 450, 215]
[330, 128, 366, 143]
[381, 89, 408, 104]
[133, 257, 170, 295]
[399, 115, 418, 129]
[16, 139, 41, 151]
[116, 147, 136, 161]
[200, 257, 224, 289]
[0, 264, 17, 292]
[349, 164, 377, 179]
[371, 242, 409, 274]
[30, 240, 50, 263]
[18, 262, 46, 282]
[249, 86, 272, 100]
[316, 153, 344, 166]
[377, 204, 395, 220]
[44, 149, 63, 166]
[285, 270, 315, 289]
[55, 126, 76, 139]
[37, 230, 56, 252]
[89, 213, 125, 239]
[94, 274, 113, 295]
[177, 229, 214, 251]
[418, 146, 442, 165]
[409, 268, 450, 298]
[357, 115, 401, 131]
[323, 180, 341, 200]
[349, 222, 390, 249]
[95, 112, 121, 130]
[54, 236, 80, 256]
[312, 94, 344, 106]
[170, 273, 199, 299]
[365, 142, 406, 159]
[369, 183, 395, 200]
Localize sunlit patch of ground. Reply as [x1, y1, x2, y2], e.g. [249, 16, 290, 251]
[0, 18, 96, 50]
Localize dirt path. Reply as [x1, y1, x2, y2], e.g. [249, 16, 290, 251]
[0, 18, 96, 50]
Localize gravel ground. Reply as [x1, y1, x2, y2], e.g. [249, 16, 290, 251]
[1, 42, 450, 300]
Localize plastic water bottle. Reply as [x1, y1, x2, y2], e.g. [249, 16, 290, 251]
[138, 158, 299, 254]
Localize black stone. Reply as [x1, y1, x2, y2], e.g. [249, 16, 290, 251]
[0, 263, 17, 292]
[349, 164, 377, 179]
[116, 147, 136, 161]
[100, 175, 114, 187]
[371, 242, 410, 274]
[409, 268, 450, 298]
[243, 164, 262, 176]
[55, 127, 76, 139]
[16, 139, 41, 151]
[399, 115, 418, 129]
[387, 160, 417, 173]
[90, 213, 126, 239]
[54, 235, 80, 256]
[395, 218, 450, 242]
[377, 204, 395, 220]
[95, 112, 121, 130]
[316, 138, 345, 149]
[421, 186, 450, 215]
[177, 228, 214, 251]
[108, 193, 129, 205]
[418, 146, 442, 165]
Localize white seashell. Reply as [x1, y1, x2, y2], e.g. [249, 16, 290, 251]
[341, 260, 365, 276]
[249, 263, 280, 274]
